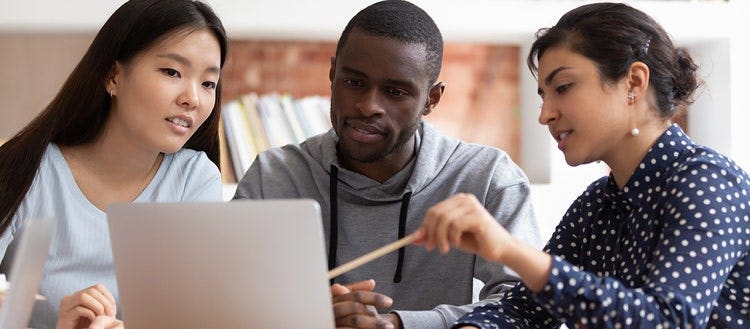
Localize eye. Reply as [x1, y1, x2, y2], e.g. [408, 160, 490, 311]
[160, 68, 181, 78]
[344, 79, 363, 88]
[202, 81, 217, 90]
[386, 87, 407, 97]
[555, 83, 572, 94]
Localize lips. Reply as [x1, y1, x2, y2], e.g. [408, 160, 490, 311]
[344, 120, 385, 143]
[166, 115, 193, 128]
[551, 128, 572, 150]
[347, 120, 383, 135]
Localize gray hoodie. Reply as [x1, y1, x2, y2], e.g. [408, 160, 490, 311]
[234, 121, 542, 329]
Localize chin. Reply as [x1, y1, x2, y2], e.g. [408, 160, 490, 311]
[158, 143, 185, 155]
[563, 153, 587, 167]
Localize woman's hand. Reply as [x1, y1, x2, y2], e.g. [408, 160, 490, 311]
[414, 193, 553, 292]
[87, 315, 124, 329]
[56, 284, 117, 329]
[413, 193, 514, 264]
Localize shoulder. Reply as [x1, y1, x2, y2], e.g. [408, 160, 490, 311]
[669, 144, 749, 187]
[152, 149, 221, 201]
[256, 133, 329, 170]
[460, 142, 529, 184]
[663, 145, 750, 209]
[421, 122, 528, 183]
[165, 149, 220, 180]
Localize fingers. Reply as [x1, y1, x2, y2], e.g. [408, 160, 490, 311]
[420, 193, 474, 253]
[331, 283, 351, 297]
[333, 290, 392, 309]
[336, 313, 394, 329]
[332, 279, 376, 298]
[333, 294, 393, 329]
[333, 289, 394, 329]
[65, 284, 115, 316]
[421, 195, 456, 251]
[433, 196, 475, 254]
[418, 193, 503, 257]
[57, 284, 117, 329]
[87, 315, 124, 329]
[344, 279, 376, 292]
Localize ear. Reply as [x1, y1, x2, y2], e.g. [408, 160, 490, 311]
[422, 81, 445, 116]
[105, 61, 122, 95]
[329, 56, 336, 86]
[626, 61, 649, 100]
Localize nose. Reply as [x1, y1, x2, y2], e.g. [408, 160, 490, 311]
[537, 100, 558, 126]
[178, 83, 200, 110]
[355, 89, 385, 117]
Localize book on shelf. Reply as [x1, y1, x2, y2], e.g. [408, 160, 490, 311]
[217, 121, 236, 183]
[220, 93, 332, 183]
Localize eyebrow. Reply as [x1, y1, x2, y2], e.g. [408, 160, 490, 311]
[537, 66, 571, 96]
[157, 53, 220, 74]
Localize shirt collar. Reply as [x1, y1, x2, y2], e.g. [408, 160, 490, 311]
[606, 124, 696, 207]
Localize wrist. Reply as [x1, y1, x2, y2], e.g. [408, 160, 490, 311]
[504, 241, 552, 292]
[382, 312, 403, 329]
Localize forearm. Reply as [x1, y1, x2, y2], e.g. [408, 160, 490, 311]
[499, 236, 552, 293]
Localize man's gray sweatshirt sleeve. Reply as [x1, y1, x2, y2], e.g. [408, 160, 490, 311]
[395, 181, 542, 329]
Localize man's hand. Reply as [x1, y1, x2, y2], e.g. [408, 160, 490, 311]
[331, 279, 397, 329]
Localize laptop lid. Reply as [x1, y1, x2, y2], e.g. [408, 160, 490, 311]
[107, 200, 334, 329]
[0, 216, 57, 329]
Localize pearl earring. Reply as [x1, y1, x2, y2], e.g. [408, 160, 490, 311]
[628, 92, 639, 136]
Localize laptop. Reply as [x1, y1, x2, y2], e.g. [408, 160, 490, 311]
[107, 200, 334, 329]
[0, 216, 57, 329]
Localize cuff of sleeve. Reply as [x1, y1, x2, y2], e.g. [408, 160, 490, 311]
[530, 255, 577, 314]
[392, 310, 448, 329]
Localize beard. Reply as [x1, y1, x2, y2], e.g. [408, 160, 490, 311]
[332, 108, 420, 164]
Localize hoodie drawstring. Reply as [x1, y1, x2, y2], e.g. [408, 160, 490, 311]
[393, 191, 412, 283]
[328, 166, 339, 285]
[327, 165, 413, 284]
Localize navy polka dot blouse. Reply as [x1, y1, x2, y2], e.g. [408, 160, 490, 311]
[455, 125, 750, 328]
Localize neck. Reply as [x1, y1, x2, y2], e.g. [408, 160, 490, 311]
[605, 121, 671, 189]
[59, 119, 165, 210]
[72, 125, 164, 181]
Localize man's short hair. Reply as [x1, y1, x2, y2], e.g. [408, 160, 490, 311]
[335, 0, 443, 85]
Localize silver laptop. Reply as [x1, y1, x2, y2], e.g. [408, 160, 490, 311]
[107, 200, 334, 329]
[0, 216, 57, 329]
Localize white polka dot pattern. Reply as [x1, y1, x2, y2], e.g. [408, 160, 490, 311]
[454, 125, 750, 328]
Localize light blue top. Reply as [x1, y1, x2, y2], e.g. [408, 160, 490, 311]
[0, 144, 222, 329]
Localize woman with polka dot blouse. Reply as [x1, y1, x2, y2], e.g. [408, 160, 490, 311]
[413, 3, 749, 328]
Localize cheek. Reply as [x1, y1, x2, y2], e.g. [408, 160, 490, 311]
[193, 94, 215, 123]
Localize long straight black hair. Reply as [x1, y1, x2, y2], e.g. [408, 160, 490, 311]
[0, 0, 228, 233]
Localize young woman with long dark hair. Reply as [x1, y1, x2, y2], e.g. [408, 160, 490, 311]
[0, 1, 228, 327]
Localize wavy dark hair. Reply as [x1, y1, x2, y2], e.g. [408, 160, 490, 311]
[0, 0, 228, 232]
[527, 2, 699, 118]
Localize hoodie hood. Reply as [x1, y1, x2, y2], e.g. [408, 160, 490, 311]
[303, 120, 459, 203]
[305, 121, 458, 282]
